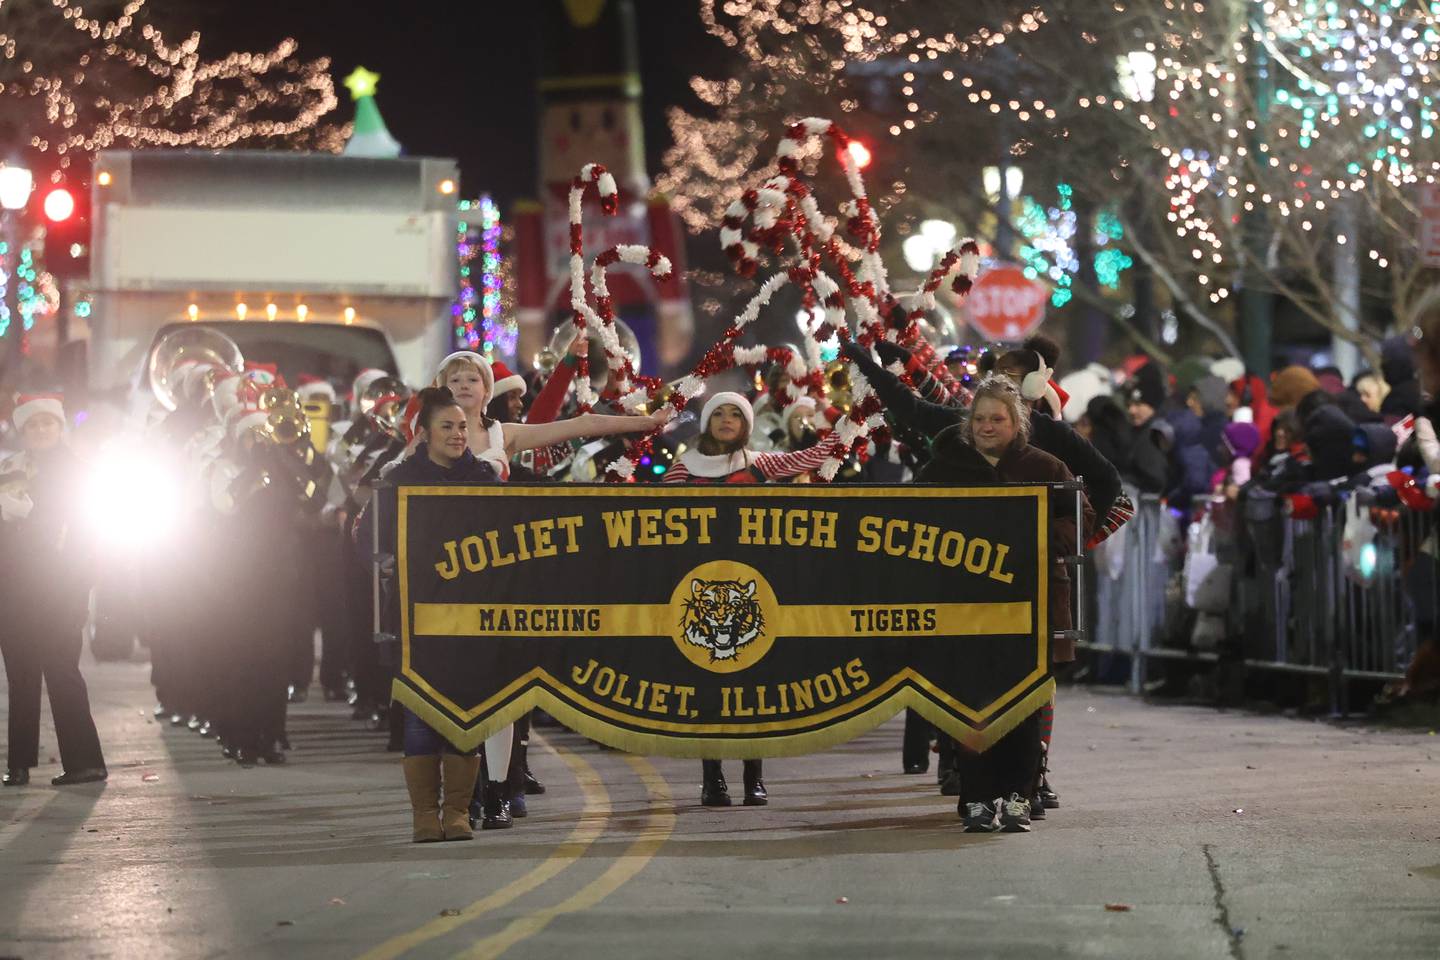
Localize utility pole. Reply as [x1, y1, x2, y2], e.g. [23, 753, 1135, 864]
[1237, 0, 1275, 377]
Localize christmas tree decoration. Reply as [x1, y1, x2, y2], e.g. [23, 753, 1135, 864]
[342, 66, 402, 159]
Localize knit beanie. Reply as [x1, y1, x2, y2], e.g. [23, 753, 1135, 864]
[699, 392, 755, 435]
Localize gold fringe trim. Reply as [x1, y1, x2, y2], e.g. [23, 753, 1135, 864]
[391, 676, 1055, 759]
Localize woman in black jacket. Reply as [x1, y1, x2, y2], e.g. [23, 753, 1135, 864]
[0, 395, 106, 787]
[841, 340, 1122, 520]
[918, 376, 1091, 833]
[364, 387, 500, 842]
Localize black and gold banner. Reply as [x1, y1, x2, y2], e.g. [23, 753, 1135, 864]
[392, 485, 1052, 758]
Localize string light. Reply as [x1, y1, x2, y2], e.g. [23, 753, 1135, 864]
[451, 196, 514, 356]
[2, 0, 345, 172]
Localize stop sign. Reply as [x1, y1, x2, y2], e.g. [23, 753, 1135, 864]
[962, 264, 1048, 342]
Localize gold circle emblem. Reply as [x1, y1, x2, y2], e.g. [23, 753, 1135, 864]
[668, 561, 778, 674]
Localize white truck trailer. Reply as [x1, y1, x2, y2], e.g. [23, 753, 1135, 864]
[82, 149, 461, 403]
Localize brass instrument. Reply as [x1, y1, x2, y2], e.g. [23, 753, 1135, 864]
[825, 358, 853, 413]
[149, 326, 244, 412]
[545, 318, 642, 390]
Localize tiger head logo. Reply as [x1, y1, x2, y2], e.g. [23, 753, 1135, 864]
[680, 578, 766, 662]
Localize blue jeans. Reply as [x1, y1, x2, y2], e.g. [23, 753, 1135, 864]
[401, 707, 475, 757]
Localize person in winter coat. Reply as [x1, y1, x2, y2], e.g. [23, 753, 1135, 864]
[1269, 365, 1322, 412]
[1215, 421, 1262, 498]
[1380, 335, 1423, 422]
[917, 375, 1091, 833]
[1302, 399, 1359, 483]
[663, 391, 844, 804]
[839, 340, 1123, 519]
[1122, 363, 1170, 494]
[370, 388, 501, 842]
[1228, 374, 1277, 446]
[1187, 375, 1230, 455]
[1163, 406, 1218, 513]
[0, 395, 107, 787]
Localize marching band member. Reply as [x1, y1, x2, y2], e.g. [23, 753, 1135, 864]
[919, 376, 1091, 832]
[0, 395, 107, 787]
[663, 391, 844, 806]
[369, 386, 498, 842]
[433, 352, 668, 828]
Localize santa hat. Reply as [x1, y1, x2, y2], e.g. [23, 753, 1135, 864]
[784, 395, 818, 425]
[244, 362, 283, 387]
[229, 404, 270, 442]
[296, 375, 337, 404]
[434, 351, 494, 397]
[699, 391, 754, 434]
[490, 360, 526, 399]
[12, 393, 65, 432]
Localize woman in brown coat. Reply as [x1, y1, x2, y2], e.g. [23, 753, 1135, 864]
[919, 375, 1091, 831]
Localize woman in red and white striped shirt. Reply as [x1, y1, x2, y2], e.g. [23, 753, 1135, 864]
[664, 391, 842, 806]
[663, 391, 841, 487]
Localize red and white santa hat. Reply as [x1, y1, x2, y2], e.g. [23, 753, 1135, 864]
[699, 391, 755, 434]
[12, 393, 65, 432]
[296, 375, 337, 404]
[229, 403, 270, 442]
[490, 360, 526, 399]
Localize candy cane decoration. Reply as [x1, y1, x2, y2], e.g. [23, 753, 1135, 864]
[567, 163, 619, 410]
[591, 243, 671, 398]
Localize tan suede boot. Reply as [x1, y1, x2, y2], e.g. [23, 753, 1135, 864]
[440, 754, 482, 841]
[403, 756, 444, 843]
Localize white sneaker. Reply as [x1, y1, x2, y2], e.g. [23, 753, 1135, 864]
[999, 793, 1032, 832]
[961, 800, 999, 832]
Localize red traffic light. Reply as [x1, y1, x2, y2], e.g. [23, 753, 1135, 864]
[846, 140, 872, 170]
[43, 187, 75, 223]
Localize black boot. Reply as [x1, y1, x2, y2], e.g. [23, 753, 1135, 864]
[742, 759, 767, 806]
[902, 709, 932, 774]
[700, 760, 731, 807]
[481, 780, 513, 830]
[2, 768, 29, 786]
[937, 736, 960, 796]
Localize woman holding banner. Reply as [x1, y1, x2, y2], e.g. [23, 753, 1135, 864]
[414, 356, 665, 834]
[663, 391, 844, 807]
[920, 375, 1091, 832]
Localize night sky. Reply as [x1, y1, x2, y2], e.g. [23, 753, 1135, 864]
[197, 2, 726, 209]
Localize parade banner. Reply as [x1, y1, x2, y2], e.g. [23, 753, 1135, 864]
[391, 485, 1053, 758]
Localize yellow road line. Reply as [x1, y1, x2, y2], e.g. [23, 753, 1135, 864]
[353, 734, 610, 960]
[450, 754, 676, 960]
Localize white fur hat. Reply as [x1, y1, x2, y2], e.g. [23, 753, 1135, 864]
[699, 391, 754, 434]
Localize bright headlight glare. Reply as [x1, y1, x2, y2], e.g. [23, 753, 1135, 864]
[85, 449, 181, 547]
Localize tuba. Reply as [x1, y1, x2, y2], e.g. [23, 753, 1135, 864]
[546, 318, 642, 390]
[149, 326, 244, 412]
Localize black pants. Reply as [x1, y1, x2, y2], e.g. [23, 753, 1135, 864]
[956, 712, 1041, 805]
[1, 625, 105, 772]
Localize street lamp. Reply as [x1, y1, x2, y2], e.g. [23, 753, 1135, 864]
[0, 163, 34, 211]
[0, 161, 33, 385]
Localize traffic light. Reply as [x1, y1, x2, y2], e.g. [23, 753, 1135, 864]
[846, 140, 872, 170]
[42, 186, 75, 223]
[39, 180, 89, 280]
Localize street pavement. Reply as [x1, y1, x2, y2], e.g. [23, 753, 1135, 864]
[2, 655, 1439, 960]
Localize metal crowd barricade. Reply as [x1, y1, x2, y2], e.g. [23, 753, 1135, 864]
[1079, 480, 1438, 713]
